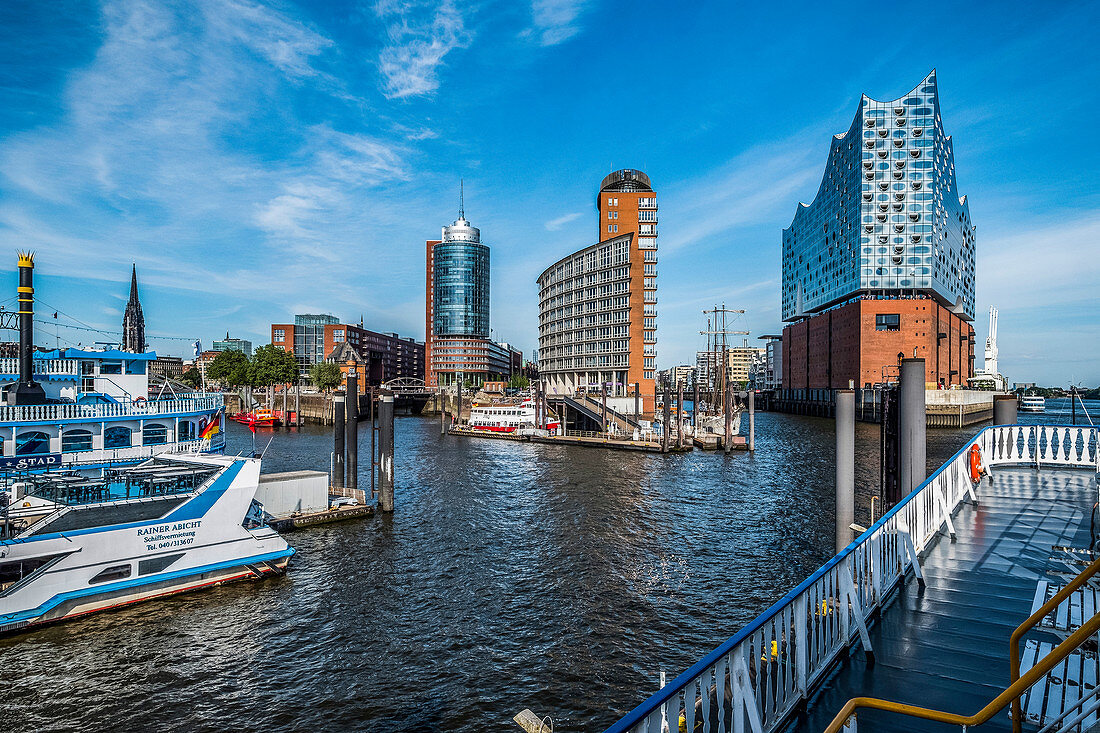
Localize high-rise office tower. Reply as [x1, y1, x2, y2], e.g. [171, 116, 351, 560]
[781, 71, 976, 389]
[537, 169, 657, 414]
[425, 189, 520, 388]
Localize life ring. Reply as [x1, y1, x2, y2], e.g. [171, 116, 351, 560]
[134, 396, 146, 403]
[969, 444, 985, 483]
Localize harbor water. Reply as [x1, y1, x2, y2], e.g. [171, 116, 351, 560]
[0, 403, 1094, 732]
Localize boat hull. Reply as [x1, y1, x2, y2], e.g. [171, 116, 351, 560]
[0, 454, 294, 636]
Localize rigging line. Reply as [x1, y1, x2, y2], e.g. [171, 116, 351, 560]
[33, 298, 118, 334]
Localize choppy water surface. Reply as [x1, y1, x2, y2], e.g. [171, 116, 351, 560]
[0, 406, 1090, 732]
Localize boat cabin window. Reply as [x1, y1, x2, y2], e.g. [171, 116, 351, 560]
[104, 426, 132, 449]
[178, 421, 195, 441]
[62, 429, 93, 453]
[89, 563, 132, 584]
[143, 423, 168, 446]
[126, 360, 146, 375]
[16, 431, 50, 456]
[100, 361, 122, 375]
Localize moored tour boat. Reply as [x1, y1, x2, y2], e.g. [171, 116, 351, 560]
[468, 399, 560, 433]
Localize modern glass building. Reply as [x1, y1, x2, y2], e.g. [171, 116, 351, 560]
[781, 70, 976, 322]
[432, 215, 489, 338]
[780, 72, 977, 390]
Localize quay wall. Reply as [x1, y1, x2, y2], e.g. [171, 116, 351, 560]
[761, 387, 998, 427]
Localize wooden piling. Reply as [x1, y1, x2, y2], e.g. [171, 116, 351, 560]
[378, 391, 395, 513]
[345, 370, 358, 492]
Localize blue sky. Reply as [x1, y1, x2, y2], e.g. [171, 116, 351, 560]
[0, 0, 1097, 385]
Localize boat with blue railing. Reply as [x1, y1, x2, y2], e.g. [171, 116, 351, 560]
[0, 253, 291, 634]
[0, 452, 294, 634]
[0, 253, 224, 475]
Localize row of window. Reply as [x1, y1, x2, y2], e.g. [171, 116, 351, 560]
[7, 422, 192, 456]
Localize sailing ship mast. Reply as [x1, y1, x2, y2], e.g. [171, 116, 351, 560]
[699, 305, 748, 418]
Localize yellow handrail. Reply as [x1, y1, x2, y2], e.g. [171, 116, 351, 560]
[1009, 554, 1100, 731]
[824, 558, 1100, 732]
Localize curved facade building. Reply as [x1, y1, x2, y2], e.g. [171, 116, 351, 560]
[781, 71, 976, 390]
[537, 169, 657, 415]
[433, 216, 489, 338]
[782, 70, 975, 321]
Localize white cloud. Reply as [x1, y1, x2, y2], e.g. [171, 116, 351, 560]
[544, 211, 582, 231]
[528, 0, 589, 46]
[376, 0, 470, 99]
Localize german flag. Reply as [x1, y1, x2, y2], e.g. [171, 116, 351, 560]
[199, 412, 222, 440]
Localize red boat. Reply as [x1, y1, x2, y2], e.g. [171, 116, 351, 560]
[230, 408, 280, 427]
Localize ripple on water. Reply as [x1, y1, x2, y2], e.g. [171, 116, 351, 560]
[0, 411, 1001, 732]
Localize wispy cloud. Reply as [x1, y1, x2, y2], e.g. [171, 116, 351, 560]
[376, 0, 470, 99]
[544, 211, 582, 231]
[526, 0, 589, 46]
[659, 136, 823, 257]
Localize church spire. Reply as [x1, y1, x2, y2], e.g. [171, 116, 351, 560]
[122, 264, 146, 352]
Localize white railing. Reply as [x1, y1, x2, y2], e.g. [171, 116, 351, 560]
[60, 438, 218, 465]
[0, 358, 79, 376]
[0, 393, 221, 424]
[604, 425, 1100, 733]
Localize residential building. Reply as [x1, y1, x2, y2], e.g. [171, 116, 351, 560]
[781, 71, 976, 389]
[149, 355, 185, 381]
[759, 335, 783, 390]
[271, 315, 424, 385]
[212, 333, 253, 358]
[664, 364, 695, 388]
[537, 169, 657, 414]
[726, 344, 765, 388]
[425, 193, 520, 388]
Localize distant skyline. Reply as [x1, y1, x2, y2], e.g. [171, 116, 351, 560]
[0, 1, 1097, 385]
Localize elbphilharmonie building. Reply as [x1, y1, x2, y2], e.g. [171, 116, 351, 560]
[781, 71, 977, 390]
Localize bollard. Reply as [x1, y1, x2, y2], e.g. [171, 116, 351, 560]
[333, 393, 345, 489]
[345, 371, 359, 492]
[993, 394, 1017, 426]
[456, 379, 463, 429]
[749, 389, 755, 452]
[439, 385, 445, 435]
[693, 379, 699, 428]
[724, 381, 733, 454]
[835, 389, 855, 554]
[378, 391, 395, 512]
[677, 379, 685, 450]
[898, 358, 927, 496]
[601, 384, 609, 437]
[661, 385, 671, 453]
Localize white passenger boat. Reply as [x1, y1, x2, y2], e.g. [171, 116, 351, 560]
[468, 399, 560, 433]
[0, 453, 292, 633]
[1020, 395, 1045, 413]
[0, 253, 224, 474]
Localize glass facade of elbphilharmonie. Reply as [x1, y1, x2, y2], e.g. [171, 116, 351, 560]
[781, 70, 976, 322]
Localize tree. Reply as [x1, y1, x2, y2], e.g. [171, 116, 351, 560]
[206, 349, 250, 387]
[309, 362, 343, 392]
[180, 367, 201, 389]
[253, 344, 298, 387]
[508, 373, 530, 391]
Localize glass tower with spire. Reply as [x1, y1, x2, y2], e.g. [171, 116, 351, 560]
[432, 184, 490, 338]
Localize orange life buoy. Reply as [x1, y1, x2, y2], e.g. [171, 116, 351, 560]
[969, 444, 984, 483]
